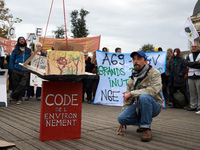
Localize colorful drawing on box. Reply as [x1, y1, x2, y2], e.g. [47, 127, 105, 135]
[46, 51, 85, 75]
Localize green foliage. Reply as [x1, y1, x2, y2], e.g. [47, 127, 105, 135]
[52, 25, 65, 39]
[139, 43, 155, 52]
[0, 0, 22, 39]
[70, 8, 89, 38]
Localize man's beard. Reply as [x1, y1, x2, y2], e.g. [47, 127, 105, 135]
[19, 43, 26, 47]
[134, 64, 141, 71]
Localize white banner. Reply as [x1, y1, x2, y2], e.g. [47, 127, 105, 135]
[180, 17, 199, 44]
[30, 55, 46, 87]
[93, 51, 167, 106]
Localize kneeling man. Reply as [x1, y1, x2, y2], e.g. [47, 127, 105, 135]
[118, 51, 163, 142]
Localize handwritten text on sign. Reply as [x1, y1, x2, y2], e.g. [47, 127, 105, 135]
[30, 55, 46, 87]
[93, 51, 167, 106]
[44, 94, 79, 127]
[39, 81, 82, 141]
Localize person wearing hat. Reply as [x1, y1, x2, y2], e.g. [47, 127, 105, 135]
[166, 48, 189, 108]
[9, 36, 31, 105]
[118, 51, 163, 142]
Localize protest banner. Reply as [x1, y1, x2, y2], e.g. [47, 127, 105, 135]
[0, 35, 100, 53]
[30, 55, 46, 87]
[39, 35, 100, 52]
[0, 37, 17, 53]
[93, 51, 167, 107]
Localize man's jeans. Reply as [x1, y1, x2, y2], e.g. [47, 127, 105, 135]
[118, 94, 161, 129]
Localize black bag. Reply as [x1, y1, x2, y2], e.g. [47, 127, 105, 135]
[173, 91, 186, 108]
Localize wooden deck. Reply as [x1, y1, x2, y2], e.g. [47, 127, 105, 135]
[0, 97, 200, 150]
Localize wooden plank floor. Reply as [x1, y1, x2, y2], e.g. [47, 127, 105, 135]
[0, 97, 200, 150]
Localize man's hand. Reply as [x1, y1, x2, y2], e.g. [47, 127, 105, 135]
[37, 52, 41, 56]
[117, 124, 127, 132]
[123, 92, 131, 102]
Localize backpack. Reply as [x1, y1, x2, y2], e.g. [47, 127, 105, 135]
[173, 91, 186, 108]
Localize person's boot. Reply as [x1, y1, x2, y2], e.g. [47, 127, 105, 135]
[141, 129, 152, 142]
[136, 127, 145, 132]
[87, 100, 91, 104]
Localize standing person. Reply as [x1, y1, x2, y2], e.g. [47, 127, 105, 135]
[166, 48, 173, 106]
[118, 51, 162, 142]
[91, 51, 99, 100]
[154, 47, 168, 105]
[9, 36, 31, 105]
[115, 47, 121, 53]
[102, 47, 109, 52]
[25, 42, 44, 101]
[166, 48, 189, 108]
[186, 42, 200, 111]
[82, 50, 95, 104]
[0, 45, 5, 69]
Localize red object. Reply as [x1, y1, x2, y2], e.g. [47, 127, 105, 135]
[39, 81, 82, 141]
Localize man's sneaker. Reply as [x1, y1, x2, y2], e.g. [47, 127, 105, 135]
[24, 97, 30, 101]
[183, 105, 190, 110]
[16, 100, 22, 105]
[197, 107, 200, 111]
[8, 94, 13, 103]
[36, 97, 41, 101]
[141, 129, 152, 142]
[187, 108, 197, 111]
[168, 102, 173, 106]
[196, 111, 200, 114]
[87, 100, 91, 104]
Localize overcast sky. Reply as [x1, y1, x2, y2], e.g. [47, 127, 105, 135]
[5, 0, 199, 53]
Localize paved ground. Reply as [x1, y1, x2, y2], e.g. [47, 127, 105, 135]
[0, 96, 200, 150]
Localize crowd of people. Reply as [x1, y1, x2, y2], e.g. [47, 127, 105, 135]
[1, 36, 200, 142]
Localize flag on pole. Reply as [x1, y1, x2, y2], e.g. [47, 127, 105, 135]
[180, 17, 199, 44]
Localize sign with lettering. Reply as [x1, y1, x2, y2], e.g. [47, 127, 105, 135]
[93, 51, 167, 107]
[8, 27, 15, 37]
[0, 37, 17, 53]
[30, 55, 46, 87]
[36, 28, 43, 36]
[39, 81, 82, 141]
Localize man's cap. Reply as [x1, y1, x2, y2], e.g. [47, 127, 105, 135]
[130, 51, 147, 60]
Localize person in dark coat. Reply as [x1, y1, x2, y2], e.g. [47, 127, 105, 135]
[166, 48, 189, 108]
[82, 50, 95, 104]
[9, 36, 31, 105]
